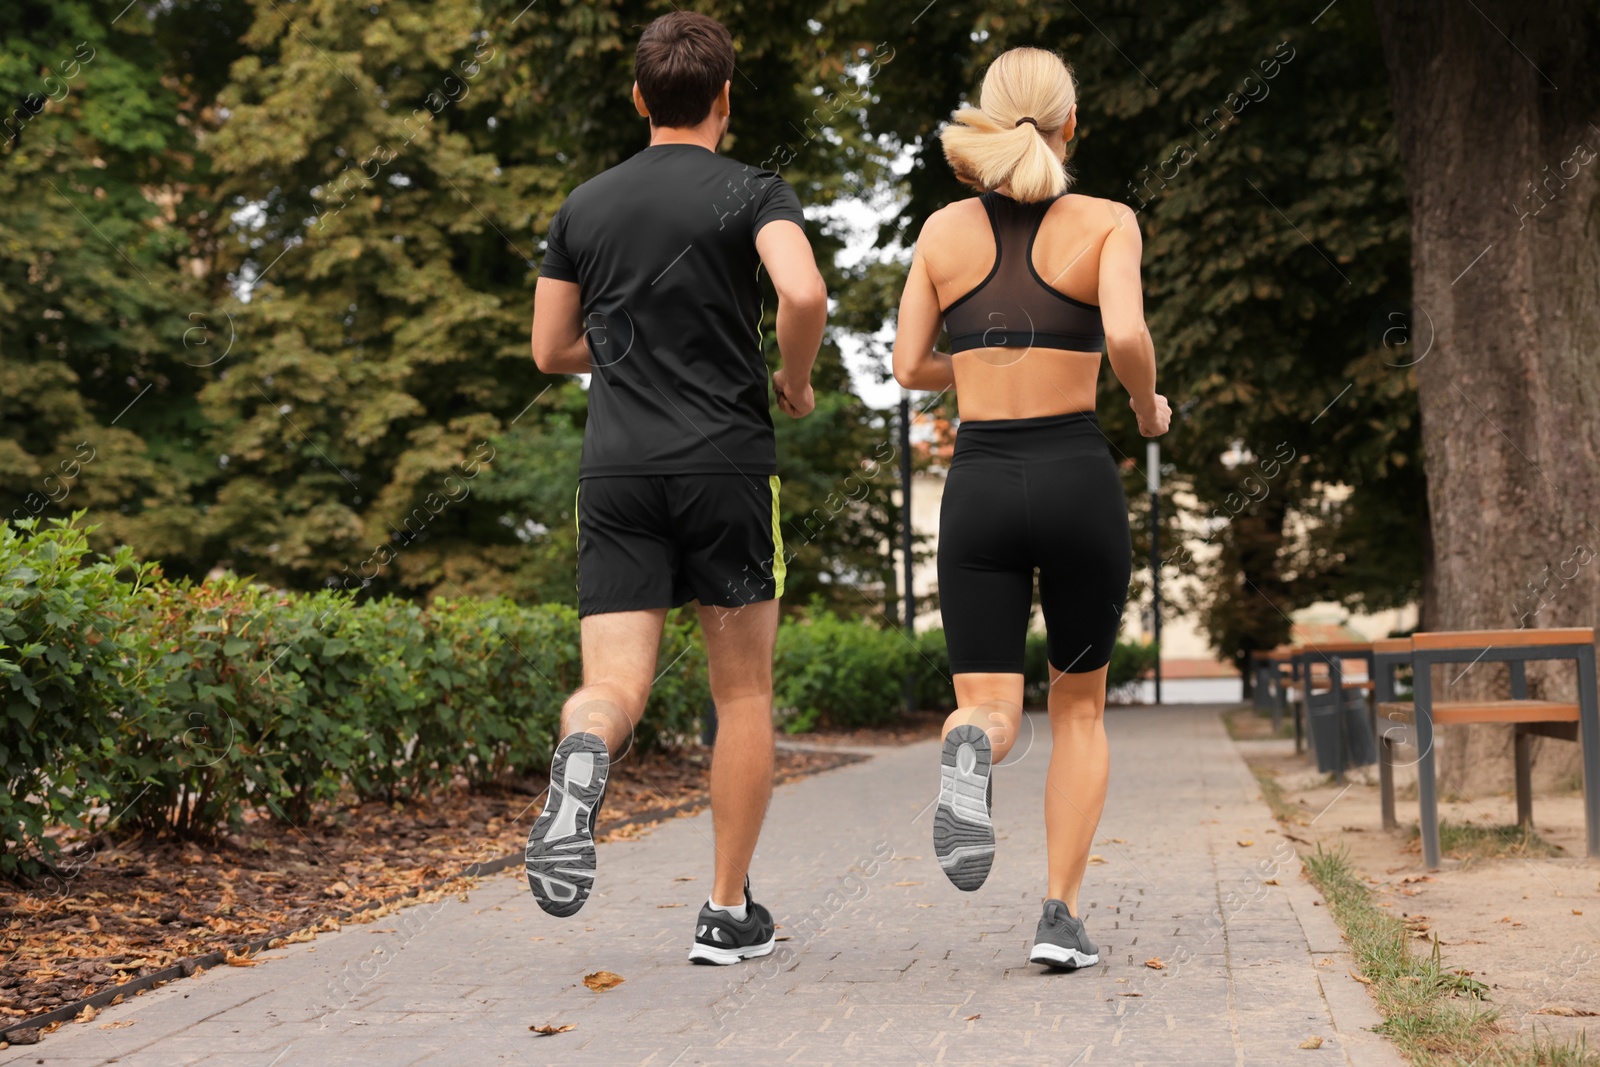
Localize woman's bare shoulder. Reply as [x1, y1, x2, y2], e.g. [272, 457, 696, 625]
[919, 197, 988, 243]
[1056, 192, 1138, 232]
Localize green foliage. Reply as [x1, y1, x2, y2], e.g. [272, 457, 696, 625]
[0, 520, 713, 873]
[0, 517, 154, 874]
[1023, 633, 1159, 705]
[911, 627, 956, 713]
[775, 605, 915, 731]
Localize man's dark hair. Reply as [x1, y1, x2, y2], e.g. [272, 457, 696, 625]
[634, 11, 735, 129]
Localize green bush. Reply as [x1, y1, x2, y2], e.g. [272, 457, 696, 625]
[1107, 638, 1160, 697]
[913, 628, 1159, 710]
[637, 608, 712, 751]
[0, 518, 153, 874]
[114, 576, 302, 837]
[0, 520, 723, 873]
[911, 627, 957, 713]
[1022, 632, 1157, 707]
[774, 607, 915, 731]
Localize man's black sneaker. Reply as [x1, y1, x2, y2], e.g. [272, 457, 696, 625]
[933, 724, 995, 891]
[525, 732, 609, 917]
[687, 880, 775, 965]
[1029, 898, 1100, 970]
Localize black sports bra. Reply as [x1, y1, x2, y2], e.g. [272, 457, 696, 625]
[940, 191, 1105, 354]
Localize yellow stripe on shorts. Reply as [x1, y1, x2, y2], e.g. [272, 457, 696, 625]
[769, 474, 785, 599]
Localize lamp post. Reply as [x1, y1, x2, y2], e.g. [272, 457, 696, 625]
[1148, 441, 1162, 705]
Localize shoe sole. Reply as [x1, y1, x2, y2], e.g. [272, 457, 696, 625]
[1029, 943, 1100, 970]
[687, 937, 776, 966]
[525, 733, 609, 917]
[934, 724, 994, 892]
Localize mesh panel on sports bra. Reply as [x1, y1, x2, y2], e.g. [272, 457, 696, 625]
[941, 191, 1105, 355]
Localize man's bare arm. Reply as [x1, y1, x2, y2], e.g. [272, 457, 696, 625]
[531, 277, 592, 374]
[754, 219, 826, 418]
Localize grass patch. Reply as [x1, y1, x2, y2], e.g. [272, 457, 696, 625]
[1295, 841, 1598, 1066]
[1254, 769, 1304, 825]
[1247, 768, 1597, 1067]
[1417, 821, 1563, 861]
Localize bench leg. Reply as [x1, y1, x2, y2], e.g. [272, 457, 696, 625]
[1578, 646, 1600, 860]
[1270, 674, 1283, 733]
[1414, 667, 1442, 869]
[1380, 735, 1396, 830]
[1514, 726, 1534, 828]
[1293, 691, 1303, 755]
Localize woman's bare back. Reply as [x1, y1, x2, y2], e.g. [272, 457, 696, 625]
[917, 192, 1132, 421]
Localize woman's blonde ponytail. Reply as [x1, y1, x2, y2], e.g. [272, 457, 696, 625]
[940, 48, 1077, 202]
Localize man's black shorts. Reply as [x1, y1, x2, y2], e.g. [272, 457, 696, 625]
[576, 474, 785, 617]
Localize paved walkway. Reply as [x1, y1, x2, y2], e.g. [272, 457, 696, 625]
[16, 707, 1404, 1067]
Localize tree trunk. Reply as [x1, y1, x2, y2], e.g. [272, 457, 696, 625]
[1374, 0, 1600, 794]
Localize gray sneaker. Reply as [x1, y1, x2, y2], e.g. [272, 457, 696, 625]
[687, 879, 776, 965]
[1029, 899, 1099, 970]
[525, 732, 609, 917]
[934, 725, 995, 891]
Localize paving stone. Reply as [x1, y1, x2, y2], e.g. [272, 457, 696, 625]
[23, 707, 1409, 1067]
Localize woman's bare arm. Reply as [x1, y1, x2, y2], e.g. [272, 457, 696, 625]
[892, 234, 956, 392]
[1098, 204, 1168, 436]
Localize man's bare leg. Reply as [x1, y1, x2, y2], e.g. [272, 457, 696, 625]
[526, 609, 666, 916]
[561, 608, 669, 753]
[697, 600, 779, 907]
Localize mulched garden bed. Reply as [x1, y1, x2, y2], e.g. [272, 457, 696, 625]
[1, 744, 861, 1034]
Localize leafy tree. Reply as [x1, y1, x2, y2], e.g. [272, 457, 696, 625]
[0, 1, 214, 572]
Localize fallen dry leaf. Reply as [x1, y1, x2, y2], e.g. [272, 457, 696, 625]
[673, 876, 696, 882]
[656, 903, 684, 909]
[774, 935, 792, 942]
[914, 903, 934, 908]
[75, 1005, 98, 1023]
[1573, 910, 1584, 916]
[583, 970, 625, 993]
[1264, 879, 1280, 886]
[1532, 1007, 1599, 1017]
[223, 952, 261, 967]
[1119, 992, 1143, 997]
[1144, 958, 1166, 970]
[1399, 874, 1435, 884]
[99, 1020, 135, 1030]
[1300, 1036, 1324, 1049]
[1348, 970, 1373, 985]
[892, 880, 922, 887]
[965, 1013, 981, 1021]
[1087, 854, 1107, 865]
[1237, 840, 1254, 847]
[529, 1023, 576, 1036]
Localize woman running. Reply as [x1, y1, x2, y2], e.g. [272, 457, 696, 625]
[892, 47, 1169, 970]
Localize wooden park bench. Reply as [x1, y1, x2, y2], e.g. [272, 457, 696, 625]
[1372, 627, 1599, 869]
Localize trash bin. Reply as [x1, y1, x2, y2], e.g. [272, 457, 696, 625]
[1305, 690, 1376, 773]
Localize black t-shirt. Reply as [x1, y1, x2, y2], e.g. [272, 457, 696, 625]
[539, 144, 806, 477]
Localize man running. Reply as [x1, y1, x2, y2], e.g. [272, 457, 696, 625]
[524, 11, 826, 966]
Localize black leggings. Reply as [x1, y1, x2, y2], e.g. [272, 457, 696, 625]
[937, 411, 1132, 675]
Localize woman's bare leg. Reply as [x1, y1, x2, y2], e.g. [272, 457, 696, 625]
[1043, 664, 1110, 912]
[944, 672, 1026, 760]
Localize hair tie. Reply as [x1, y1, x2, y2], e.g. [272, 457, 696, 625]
[1014, 117, 1038, 128]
